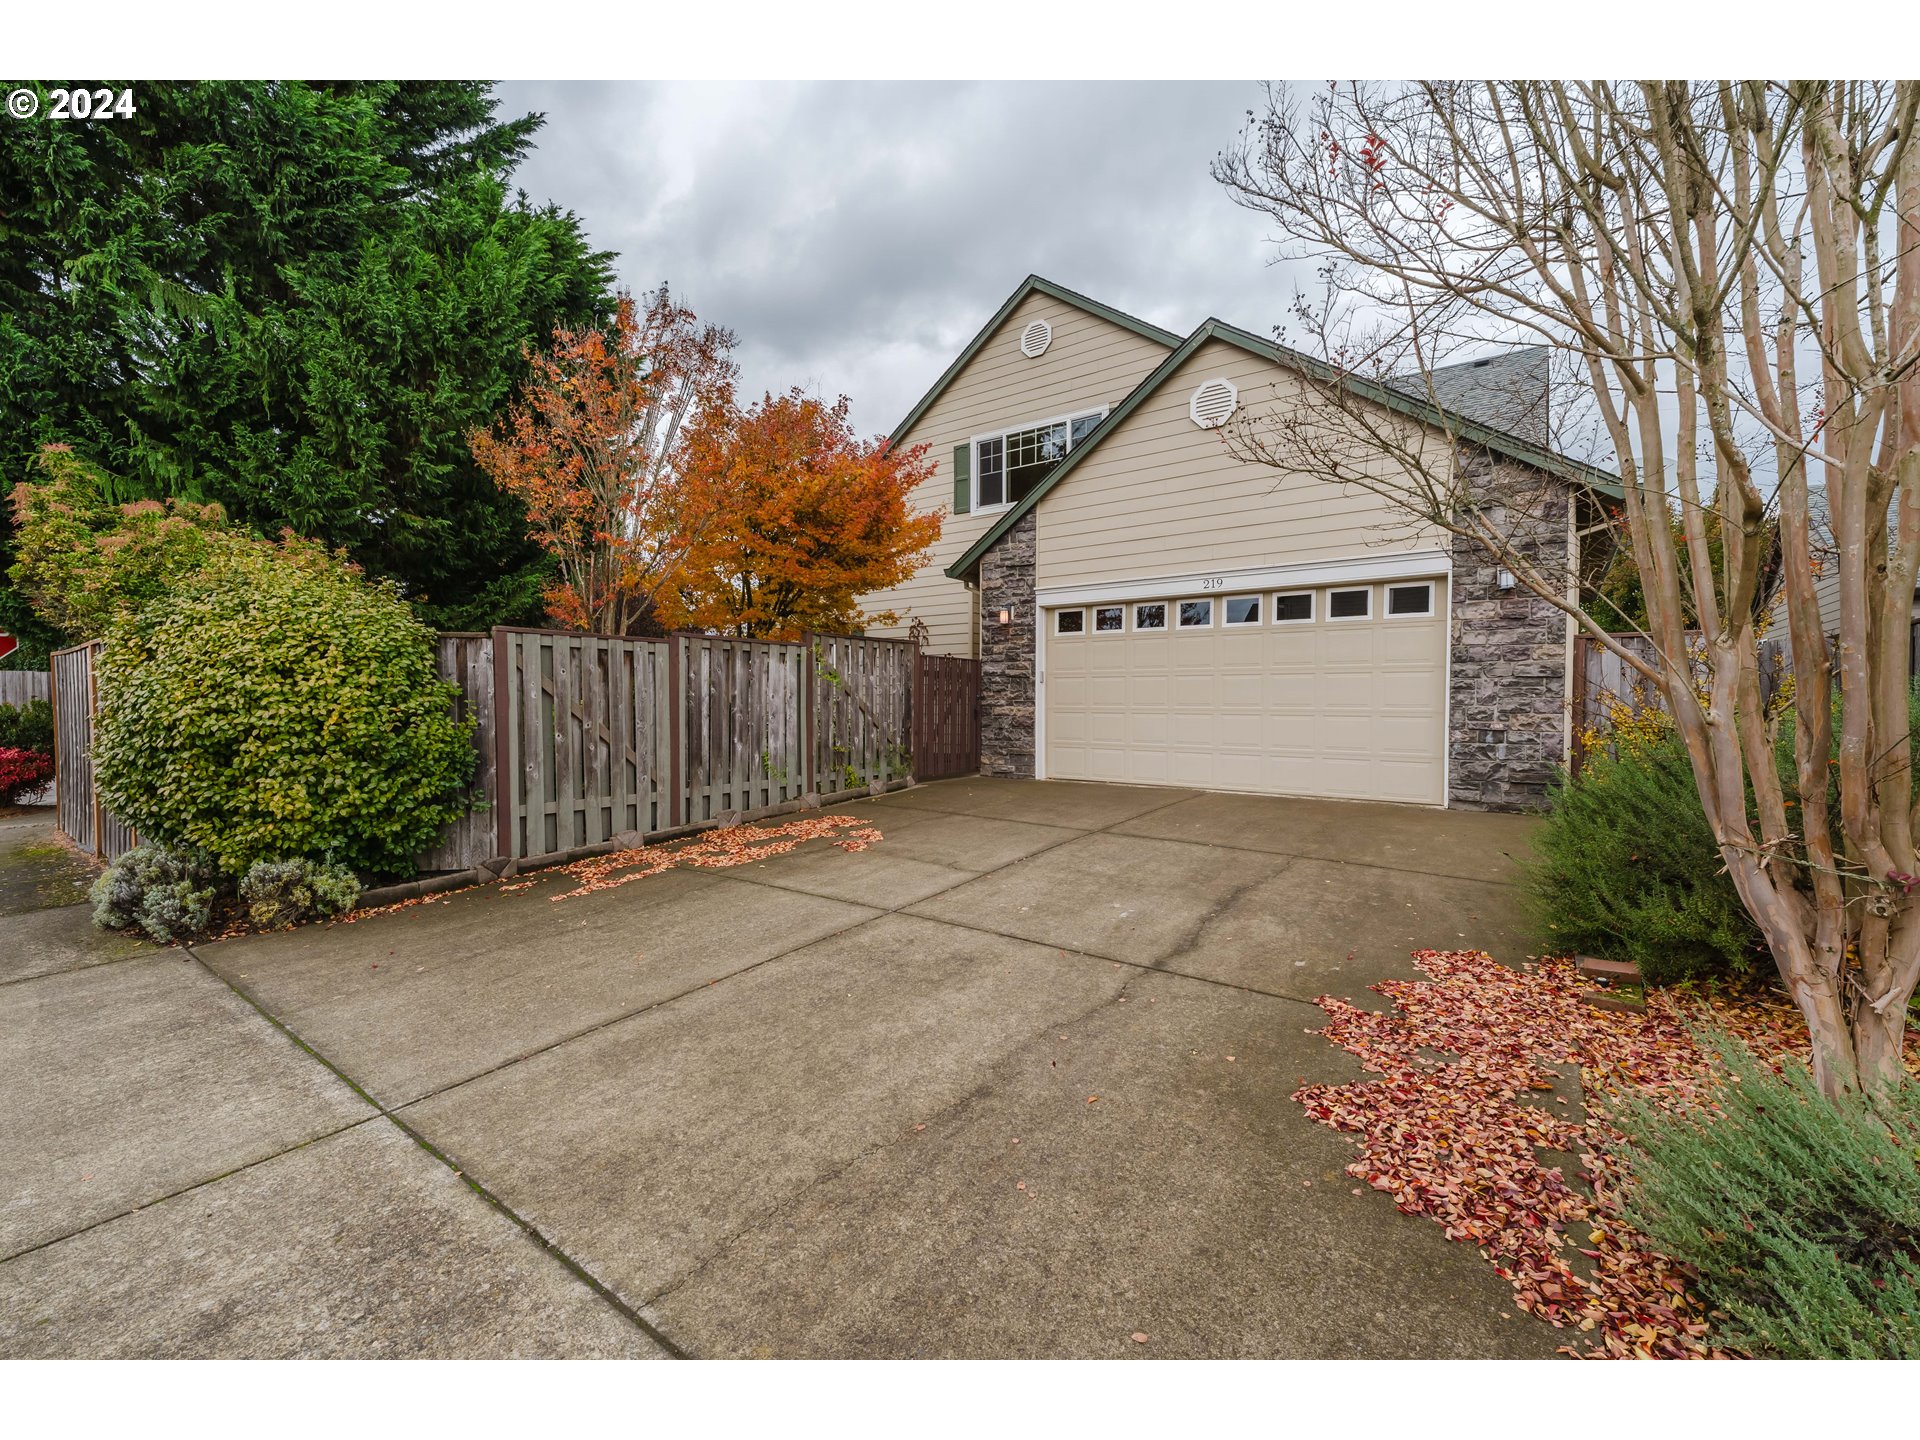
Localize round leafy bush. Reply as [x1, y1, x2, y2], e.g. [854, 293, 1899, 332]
[0, 697, 54, 756]
[1525, 714, 1760, 985]
[91, 538, 473, 877]
[239, 857, 361, 929]
[90, 842, 220, 942]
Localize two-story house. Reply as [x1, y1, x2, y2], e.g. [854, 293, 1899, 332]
[860, 275, 1618, 811]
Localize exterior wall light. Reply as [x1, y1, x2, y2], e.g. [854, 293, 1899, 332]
[996, 607, 1013, 626]
[1496, 570, 1516, 591]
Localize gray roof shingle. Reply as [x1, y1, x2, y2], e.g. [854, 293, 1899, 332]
[1392, 346, 1551, 447]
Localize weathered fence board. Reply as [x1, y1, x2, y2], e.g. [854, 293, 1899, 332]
[0, 671, 50, 707]
[810, 633, 915, 796]
[678, 634, 809, 823]
[497, 629, 672, 861]
[913, 653, 981, 781]
[49, 642, 137, 858]
[415, 634, 497, 872]
[50, 645, 96, 852]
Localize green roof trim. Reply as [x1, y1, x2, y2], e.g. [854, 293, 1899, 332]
[945, 316, 1624, 580]
[888, 275, 1181, 446]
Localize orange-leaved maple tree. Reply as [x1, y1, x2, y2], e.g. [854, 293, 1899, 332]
[469, 287, 737, 634]
[658, 388, 939, 639]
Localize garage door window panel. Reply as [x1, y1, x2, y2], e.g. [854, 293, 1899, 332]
[1223, 595, 1261, 626]
[1054, 608, 1085, 635]
[1272, 592, 1314, 624]
[1328, 588, 1372, 621]
[1094, 605, 1125, 633]
[1386, 583, 1434, 618]
[1133, 602, 1167, 631]
[1178, 599, 1214, 628]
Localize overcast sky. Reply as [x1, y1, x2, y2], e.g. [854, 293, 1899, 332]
[495, 82, 1317, 437]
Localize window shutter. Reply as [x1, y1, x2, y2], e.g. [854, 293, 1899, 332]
[952, 443, 971, 514]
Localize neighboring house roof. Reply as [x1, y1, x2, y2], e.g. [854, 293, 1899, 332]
[888, 275, 1182, 445]
[946, 316, 1623, 581]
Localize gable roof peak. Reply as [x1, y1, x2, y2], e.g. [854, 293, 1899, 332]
[887, 275, 1181, 444]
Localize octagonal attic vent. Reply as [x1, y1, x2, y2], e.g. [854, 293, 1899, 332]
[1019, 319, 1052, 358]
[1189, 377, 1238, 429]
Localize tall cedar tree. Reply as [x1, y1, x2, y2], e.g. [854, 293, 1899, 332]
[469, 289, 738, 635]
[662, 389, 939, 639]
[0, 80, 615, 660]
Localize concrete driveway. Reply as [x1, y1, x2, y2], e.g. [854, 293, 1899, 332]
[0, 780, 1559, 1359]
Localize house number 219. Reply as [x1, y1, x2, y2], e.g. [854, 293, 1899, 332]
[1199, 577, 1224, 590]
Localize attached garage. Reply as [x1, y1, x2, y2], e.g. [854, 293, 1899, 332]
[1041, 572, 1449, 805]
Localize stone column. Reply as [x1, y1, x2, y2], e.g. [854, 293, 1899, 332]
[977, 510, 1037, 777]
[1447, 454, 1571, 811]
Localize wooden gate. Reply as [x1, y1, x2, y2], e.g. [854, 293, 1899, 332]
[913, 652, 980, 780]
[49, 641, 137, 859]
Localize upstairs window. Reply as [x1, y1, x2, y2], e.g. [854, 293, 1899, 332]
[973, 410, 1103, 509]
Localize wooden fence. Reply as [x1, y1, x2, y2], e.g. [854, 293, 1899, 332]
[0, 671, 50, 707]
[54, 626, 973, 873]
[1572, 629, 1792, 773]
[811, 634, 915, 799]
[496, 629, 672, 861]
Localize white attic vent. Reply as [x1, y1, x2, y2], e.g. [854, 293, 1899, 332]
[1189, 377, 1238, 429]
[1019, 319, 1052, 358]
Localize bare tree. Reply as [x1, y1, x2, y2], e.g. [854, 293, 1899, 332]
[1214, 81, 1920, 1098]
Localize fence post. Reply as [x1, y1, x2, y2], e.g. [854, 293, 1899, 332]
[668, 632, 683, 828]
[86, 642, 103, 858]
[802, 630, 817, 796]
[491, 627, 512, 860]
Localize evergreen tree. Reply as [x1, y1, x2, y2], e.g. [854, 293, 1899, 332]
[0, 80, 613, 655]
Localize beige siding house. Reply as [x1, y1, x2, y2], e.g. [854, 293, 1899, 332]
[864, 285, 1177, 654]
[862, 276, 1619, 811]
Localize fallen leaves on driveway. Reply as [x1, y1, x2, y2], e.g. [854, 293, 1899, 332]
[527, 814, 883, 902]
[344, 815, 883, 922]
[1290, 948, 1895, 1360]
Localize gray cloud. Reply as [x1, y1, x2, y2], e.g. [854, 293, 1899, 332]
[496, 81, 1317, 436]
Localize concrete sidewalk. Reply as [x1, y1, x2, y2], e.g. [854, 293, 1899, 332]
[0, 812, 666, 1358]
[1, 783, 1558, 1358]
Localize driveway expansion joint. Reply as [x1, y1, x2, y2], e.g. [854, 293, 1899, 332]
[176, 942, 694, 1360]
[0, 1115, 383, 1266]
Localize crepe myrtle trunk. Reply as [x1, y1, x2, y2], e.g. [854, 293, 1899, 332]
[1214, 79, 1920, 1098]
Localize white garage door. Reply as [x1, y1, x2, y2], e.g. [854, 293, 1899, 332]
[1043, 579, 1448, 805]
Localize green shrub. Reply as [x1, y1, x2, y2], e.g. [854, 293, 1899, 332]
[90, 843, 220, 943]
[1613, 1031, 1920, 1358]
[1526, 719, 1760, 985]
[1771, 686, 1920, 861]
[8, 444, 234, 643]
[239, 857, 361, 929]
[0, 698, 54, 755]
[91, 537, 474, 877]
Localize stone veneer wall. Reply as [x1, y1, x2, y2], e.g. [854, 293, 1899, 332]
[1447, 453, 1572, 811]
[977, 509, 1037, 777]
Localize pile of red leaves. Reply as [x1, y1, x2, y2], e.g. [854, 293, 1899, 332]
[524, 813, 884, 901]
[346, 813, 886, 925]
[1293, 950, 1914, 1359]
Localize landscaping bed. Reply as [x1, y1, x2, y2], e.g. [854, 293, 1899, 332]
[1296, 949, 1920, 1359]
